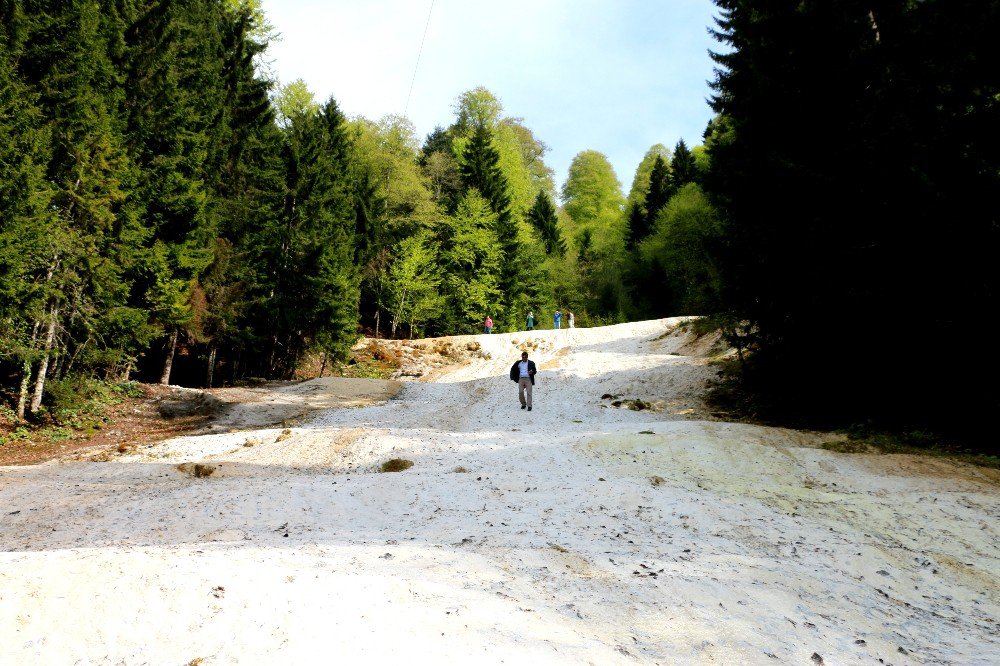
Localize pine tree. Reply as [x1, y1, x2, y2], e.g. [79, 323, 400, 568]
[436, 191, 502, 334]
[638, 155, 671, 244]
[707, 0, 1000, 438]
[120, 0, 228, 383]
[526, 190, 565, 256]
[459, 124, 521, 306]
[669, 139, 697, 189]
[267, 97, 359, 374]
[624, 202, 645, 249]
[208, 3, 285, 382]
[14, 0, 144, 407]
[0, 26, 57, 418]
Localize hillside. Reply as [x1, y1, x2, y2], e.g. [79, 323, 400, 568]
[1, 319, 997, 664]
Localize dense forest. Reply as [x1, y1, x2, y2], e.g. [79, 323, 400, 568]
[1, 0, 995, 447]
[705, 0, 998, 442]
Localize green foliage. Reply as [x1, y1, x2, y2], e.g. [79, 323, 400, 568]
[276, 97, 361, 366]
[561, 150, 626, 253]
[385, 233, 443, 337]
[825, 428, 1000, 470]
[669, 139, 697, 189]
[43, 377, 137, 425]
[561, 150, 630, 319]
[436, 191, 502, 333]
[526, 190, 566, 256]
[635, 155, 671, 246]
[0, 51, 54, 359]
[274, 78, 319, 128]
[639, 184, 724, 315]
[458, 123, 521, 309]
[453, 86, 503, 132]
[626, 144, 671, 212]
[502, 119, 556, 201]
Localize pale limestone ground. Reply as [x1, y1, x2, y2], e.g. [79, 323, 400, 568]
[1, 318, 997, 665]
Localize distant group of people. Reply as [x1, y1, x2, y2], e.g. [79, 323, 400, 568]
[499, 310, 575, 412]
[484, 310, 574, 334]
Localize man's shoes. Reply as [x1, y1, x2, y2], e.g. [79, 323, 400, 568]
[527, 406, 532, 411]
[521, 404, 526, 409]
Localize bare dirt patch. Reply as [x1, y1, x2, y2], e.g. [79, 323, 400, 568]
[0, 378, 401, 466]
[201, 377, 401, 433]
[0, 384, 212, 466]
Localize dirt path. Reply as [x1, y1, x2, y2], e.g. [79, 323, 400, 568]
[1, 319, 997, 664]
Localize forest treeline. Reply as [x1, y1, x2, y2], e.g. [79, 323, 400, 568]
[1, 0, 996, 444]
[0, 0, 715, 416]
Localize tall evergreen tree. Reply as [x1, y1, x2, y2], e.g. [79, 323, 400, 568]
[0, 24, 57, 418]
[707, 0, 1000, 438]
[526, 190, 565, 256]
[635, 155, 671, 245]
[669, 139, 697, 189]
[436, 190, 502, 333]
[121, 0, 226, 383]
[15, 0, 145, 407]
[266, 97, 359, 374]
[459, 123, 521, 306]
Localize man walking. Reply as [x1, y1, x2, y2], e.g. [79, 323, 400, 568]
[484, 315, 493, 334]
[509, 351, 537, 411]
[554, 309, 562, 329]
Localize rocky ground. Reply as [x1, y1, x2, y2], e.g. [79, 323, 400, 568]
[1, 319, 997, 664]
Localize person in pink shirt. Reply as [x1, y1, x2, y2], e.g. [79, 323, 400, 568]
[484, 316, 493, 334]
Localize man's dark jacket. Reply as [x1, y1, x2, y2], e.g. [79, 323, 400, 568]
[509, 359, 537, 385]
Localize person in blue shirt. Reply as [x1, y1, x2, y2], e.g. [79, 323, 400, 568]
[554, 310, 562, 329]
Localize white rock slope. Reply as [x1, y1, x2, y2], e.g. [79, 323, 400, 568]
[1, 318, 997, 665]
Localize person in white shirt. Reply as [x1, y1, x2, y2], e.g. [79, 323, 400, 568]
[508, 351, 537, 411]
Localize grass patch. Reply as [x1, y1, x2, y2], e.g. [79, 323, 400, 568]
[380, 458, 414, 473]
[820, 428, 999, 468]
[821, 440, 870, 454]
[841, 427, 1000, 469]
[678, 315, 727, 337]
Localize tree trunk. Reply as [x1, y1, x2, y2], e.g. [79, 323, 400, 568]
[319, 352, 327, 378]
[268, 334, 280, 377]
[16, 358, 33, 421]
[16, 321, 41, 420]
[29, 307, 58, 414]
[51, 344, 65, 380]
[206, 344, 217, 387]
[160, 328, 178, 385]
[374, 309, 381, 339]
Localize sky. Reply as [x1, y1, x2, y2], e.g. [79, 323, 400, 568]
[258, 0, 722, 195]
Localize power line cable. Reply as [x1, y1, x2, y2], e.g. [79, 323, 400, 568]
[404, 0, 435, 118]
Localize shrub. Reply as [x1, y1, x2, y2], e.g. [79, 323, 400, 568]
[380, 458, 414, 472]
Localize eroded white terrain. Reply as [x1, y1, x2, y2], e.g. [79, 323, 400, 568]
[2, 319, 997, 664]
